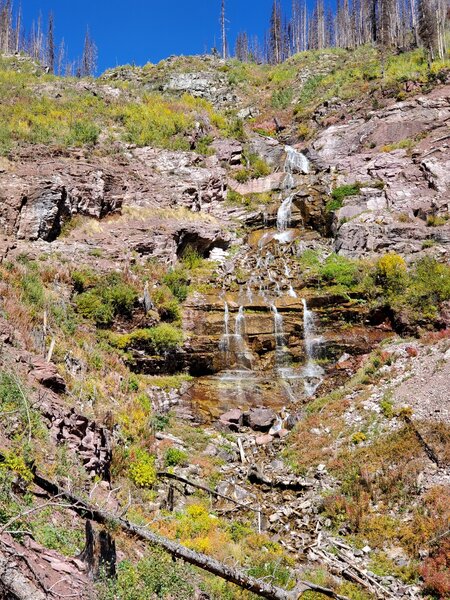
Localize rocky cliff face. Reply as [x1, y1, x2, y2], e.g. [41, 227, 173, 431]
[0, 51, 449, 600]
[309, 86, 450, 258]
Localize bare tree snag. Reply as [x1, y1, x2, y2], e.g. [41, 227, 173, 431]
[78, 520, 116, 580]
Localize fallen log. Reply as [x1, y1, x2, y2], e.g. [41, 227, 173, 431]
[157, 471, 260, 511]
[248, 465, 313, 491]
[28, 467, 349, 600]
[403, 416, 441, 467]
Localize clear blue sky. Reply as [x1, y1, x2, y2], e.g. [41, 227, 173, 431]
[18, 0, 313, 73]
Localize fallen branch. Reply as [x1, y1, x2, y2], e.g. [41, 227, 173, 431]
[248, 465, 313, 491]
[157, 471, 260, 512]
[403, 416, 441, 467]
[25, 465, 349, 600]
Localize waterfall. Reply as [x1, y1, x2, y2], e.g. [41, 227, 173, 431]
[271, 304, 284, 346]
[288, 285, 297, 298]
[271, 304, 288, 370]
[285, 145, 310, 175]
[277, 195, 293, 232]
[302, 298, 315, 360]
[220, 304, 251, 372]
[235, 306, 245, 336]
[219, 302, 231, 365]
[246, 282, 253, 304]
[224, 302, 230, 336]
[301, 299, 324, 397]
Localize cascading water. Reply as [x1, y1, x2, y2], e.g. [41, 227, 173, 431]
[215, 144, 316, 407]
[301, 299, 324, 397]
[220, 303, 252, 374]
[288, 285, 297, 298]
[271, 304, 289, 371]
[277, 195, 293, 232]
[285, 145, 310, 175]
[235, 306, 245, 337]
[219, 302, 231, 363]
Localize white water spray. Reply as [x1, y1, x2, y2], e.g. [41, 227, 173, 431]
[301, 298, 324, 397]
[277, 195, 294, 231]
[235, 306, 245, 337]
[288, 285, 297, 298]
[285, 145, 310, 175]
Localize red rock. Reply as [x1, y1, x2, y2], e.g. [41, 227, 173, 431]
[220, 409, 244, 424]
[255, 434, 273, 446]
[275, 429, 289, 439]
[30, 358, 66, 393]
[245, 407, 277, 432]
[406, 346, 418, 357]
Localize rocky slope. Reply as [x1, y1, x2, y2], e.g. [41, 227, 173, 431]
[0, 49, 449, 600]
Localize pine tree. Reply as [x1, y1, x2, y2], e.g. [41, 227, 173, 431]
[57, 38, 65, 76]
[380, 0, 397, 47]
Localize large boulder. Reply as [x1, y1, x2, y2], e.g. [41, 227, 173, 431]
[244, 407, 277, 432]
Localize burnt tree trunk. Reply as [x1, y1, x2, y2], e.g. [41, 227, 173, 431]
[78, 520, 116, 580]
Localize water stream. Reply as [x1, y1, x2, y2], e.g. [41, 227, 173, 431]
[301, 299, 324, 397]
[217, 146, 321, 403]
[277, 195, 293, 232]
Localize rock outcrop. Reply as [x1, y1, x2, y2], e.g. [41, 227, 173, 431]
[309, 85, 450, 257]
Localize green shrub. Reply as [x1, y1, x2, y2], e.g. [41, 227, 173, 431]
[407, 257, 450, 319]
[121, 95, 192, 150]
[181, 246, 203, 270]
[233, 152, 271, 182]
[427, 214, 448, 227]
[151, 285, 181, 322]
[128, 449, 156, 488]
[110, 324, 183, 354]
[325, 197, 344, 213]
[375, 253, 408, 295]
[147, 324, 183, 353]
[161, 298, 181, 322]
[271, 87, 294, 109]
[164, 447, 188, 467]
[74, 290, 114, 327]
[20, 271, 45, 307]
[320, 254, 360, 287]
[98, 550, 195, 600]
[71, 268, 97, 293]
[380, 393, 395, 418]
[0, 451, 33, 483]
[249, 153, 271, 178]
[233, 167, 252, 183]
[73, 273, 137, 325]
[195, 134, 214, 155]
[104, 282, 137, 317]
[226, 189, 244, 205]
[67, 120, 100, 146]
[33, 518, 84, 555]
[162, 270, 190, 302]
[328, 183, 362, 211]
